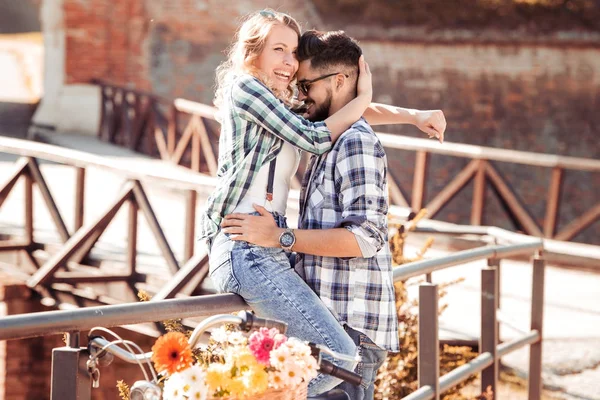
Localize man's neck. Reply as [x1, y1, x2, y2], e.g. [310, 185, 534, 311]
[327, 93, 355, 119]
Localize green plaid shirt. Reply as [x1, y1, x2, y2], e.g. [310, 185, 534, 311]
[199, 74, 332, 240]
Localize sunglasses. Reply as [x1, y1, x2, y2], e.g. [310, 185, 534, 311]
[259, 10, 291, 19]
[297, 72, 348, 96]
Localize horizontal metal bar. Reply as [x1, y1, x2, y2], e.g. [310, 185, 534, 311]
[0, 293, 246, 341]
[394, 246, 495, 281]
[51, 272, 133, 284]
[493, 242, 544, 258]
[401, 334, 540, 398]
[497, 330, 540, 357]
[407, 222, 599, 265]
[393, 242, 541, 282]
[0, 137, 217, 192]
[439, 352, 494, 392]
[402, 385, 435, 400]
[90, 337, 152, 363]
[377, 132, 600, 172]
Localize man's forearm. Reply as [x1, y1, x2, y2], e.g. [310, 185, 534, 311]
[281, 228, 363, 257]
[363, 103, 418, 126]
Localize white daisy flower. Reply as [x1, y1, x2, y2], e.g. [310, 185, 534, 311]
[210, 326, 229, 344]
[227, 330, 247, 346]
[179, 365, 207, 392]
[268, 370, 289, 389]
[187, 384, 208, 400]
[300, 354, 319, 381]
[163, 373, 186, 400]
[269, 343, 292, 369]
[285, 363, 304, 387]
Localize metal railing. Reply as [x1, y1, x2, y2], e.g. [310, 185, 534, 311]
[1, 88, 598, 398]
[0, 136, 215, 305]
[0, 229, 549, 399]
[95, 81, 600, 244]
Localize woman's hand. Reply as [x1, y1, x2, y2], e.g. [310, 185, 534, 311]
[356, 55, 373, 107]
[415, 109, 446, 143]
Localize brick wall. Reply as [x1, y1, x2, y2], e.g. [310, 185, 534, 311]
[59, 0, 600, 243]
[63, 0, 321, 103]
[0, 274, 162, 400]
[364, 42, 600, 242]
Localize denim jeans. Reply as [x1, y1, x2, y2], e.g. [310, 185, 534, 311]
[333, 325, 388, 400]
[208, 212, 357, 396]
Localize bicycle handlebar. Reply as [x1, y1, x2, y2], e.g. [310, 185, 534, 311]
[318, 359, 362, 387]
[88, 311, 363, 387]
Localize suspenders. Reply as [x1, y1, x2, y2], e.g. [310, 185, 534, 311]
[265, 158, 277, 202]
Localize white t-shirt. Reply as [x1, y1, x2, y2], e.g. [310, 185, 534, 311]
[233, 141, 301, 215]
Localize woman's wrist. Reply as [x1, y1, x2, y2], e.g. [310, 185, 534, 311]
[404, 108, 419, 125]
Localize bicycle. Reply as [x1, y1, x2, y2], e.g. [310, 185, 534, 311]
[87, 311, 363, 400]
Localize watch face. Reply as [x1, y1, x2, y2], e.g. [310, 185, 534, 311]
[280, 232, 294, 247]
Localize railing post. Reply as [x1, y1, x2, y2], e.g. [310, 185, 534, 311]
[184, 189, 197, 262]
[529, 251, 545, 400]
[543, 167, 563, 238]
[480, 266, 498, 394]
[50, 331, 91, 400]
[412, 151, 428, 212]
[167, 104, 178, 155]
[74, 167, 86, 231]
[24, 167, 33, 244]
[488, 258, 501, 329]
[127, 197, 138, 277]
[471, 160, 486, 225]
[419, 283, 439, 399]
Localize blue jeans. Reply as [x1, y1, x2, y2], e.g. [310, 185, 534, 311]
[208, 212, 358, 396]
[333, 325, 388, 400]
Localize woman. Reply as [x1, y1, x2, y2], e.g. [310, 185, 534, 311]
[199, 9, 444, 395]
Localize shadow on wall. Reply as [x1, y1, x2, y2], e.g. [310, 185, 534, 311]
[0, 102, 37, 138]
[0, 0, 41, 34]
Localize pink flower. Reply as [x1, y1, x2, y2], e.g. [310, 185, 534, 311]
[274, 333, 287, 348]
[249, 328, 286, 366]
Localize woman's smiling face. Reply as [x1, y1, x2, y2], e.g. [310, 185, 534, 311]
[253, 24, 299, 92]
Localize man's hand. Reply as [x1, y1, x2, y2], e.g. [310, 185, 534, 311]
[221, 204, 282, 247]
[415, 110, 446, 143]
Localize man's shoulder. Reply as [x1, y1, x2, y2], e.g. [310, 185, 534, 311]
[335, 118, 383, 152]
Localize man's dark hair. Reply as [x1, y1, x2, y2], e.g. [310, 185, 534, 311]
[297, 30, 362, 76]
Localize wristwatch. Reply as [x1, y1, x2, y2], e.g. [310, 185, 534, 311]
[279, 229, 296, 252]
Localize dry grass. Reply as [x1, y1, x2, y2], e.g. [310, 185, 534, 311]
[460, 369, 563, 400]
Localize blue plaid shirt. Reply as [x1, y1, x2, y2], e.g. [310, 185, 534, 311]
[296, 119, 399, 352]
[199, 74, 332, 240]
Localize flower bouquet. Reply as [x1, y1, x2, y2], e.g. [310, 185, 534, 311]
[149, 325, 318, 400]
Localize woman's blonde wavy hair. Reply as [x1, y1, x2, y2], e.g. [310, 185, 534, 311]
[214, 9, 301, 110]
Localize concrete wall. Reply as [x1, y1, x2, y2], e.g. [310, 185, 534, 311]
[0, 0, 41, 34]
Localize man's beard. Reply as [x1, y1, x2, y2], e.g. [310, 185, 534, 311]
[305, 93, 332, 122]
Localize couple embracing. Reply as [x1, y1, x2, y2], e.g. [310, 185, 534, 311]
[199, 9, 446, 400]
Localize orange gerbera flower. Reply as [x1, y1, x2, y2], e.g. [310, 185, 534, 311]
[151, 332, 193, 374]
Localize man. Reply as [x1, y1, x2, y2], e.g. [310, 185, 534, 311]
[221, 30, 445, 399]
